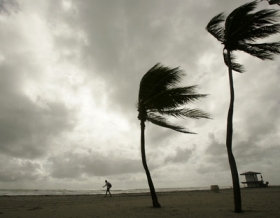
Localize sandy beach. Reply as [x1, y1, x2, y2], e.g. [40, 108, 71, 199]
[0, 186, 279, 218]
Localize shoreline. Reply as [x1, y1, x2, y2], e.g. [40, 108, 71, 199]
[0, 185, 278, 197]
[0, 186, 279, 217]
[0, 186, 225, 197]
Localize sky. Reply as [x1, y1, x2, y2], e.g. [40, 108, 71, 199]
[0, 0, 280, 191]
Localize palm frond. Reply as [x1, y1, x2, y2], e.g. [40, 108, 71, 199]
[139, 63, 184, 102]
[156, 108, 211, 120]
[237, 42, 280, 60]
[138, 63, 210, 134]
[232, 10, 280, 42]
[223, 50, 245, 73]
[206, 12, 226, 42]
[225, 1, 258, 39]
[146, 113, 195, 134]
[249, 9, 280, 26]
[144, 87, 207, 110]
[243, 24, 280, 42]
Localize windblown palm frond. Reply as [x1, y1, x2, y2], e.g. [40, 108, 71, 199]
[225, 1, 258, 39]
[146, 113, 194, 134]
[156, 108, 210, 120]
[225, 1, 280, 49]
[144, 86, 207, 110]
[206, 12, 226, 42]
[223, 51, 245, 73]
[229, 11, 280, 43]
[268, 0, 280, 5]
[206, 0, 280, 67]
[242, 23, 280, 41]
[139, 63, 184, 102]
[138, 63, 210, 134]
[237, 42, 280, 60]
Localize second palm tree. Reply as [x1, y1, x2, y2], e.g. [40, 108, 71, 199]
[206, 0, 280, 213]
[137, 63, 210, 208]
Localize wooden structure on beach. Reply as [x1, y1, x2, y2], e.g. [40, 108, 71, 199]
[240, 171, 269, 188]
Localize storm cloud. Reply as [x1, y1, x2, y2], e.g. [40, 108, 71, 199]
[0, 0, 279, 190]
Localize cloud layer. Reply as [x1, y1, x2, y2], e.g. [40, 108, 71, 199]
[0, 0, 279, 190]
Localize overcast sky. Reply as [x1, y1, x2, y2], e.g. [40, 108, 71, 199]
[0, 0, 280, 191]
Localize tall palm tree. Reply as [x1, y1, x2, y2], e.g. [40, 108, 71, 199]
[206, 0, 280, 213]
[137, 63, 210, 208]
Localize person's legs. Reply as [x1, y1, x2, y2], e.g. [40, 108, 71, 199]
[108, 188, 112, 197]
[105, 187, 110, 197]
[105, 188, 108, 197]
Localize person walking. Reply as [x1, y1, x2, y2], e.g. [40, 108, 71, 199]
[102, 180, 112, 197]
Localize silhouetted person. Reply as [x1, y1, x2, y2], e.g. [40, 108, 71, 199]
[102, 180, 112, 197]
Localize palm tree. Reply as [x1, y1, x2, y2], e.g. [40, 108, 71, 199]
[206, 0, 280, 213]
[137, 63, 210, 208]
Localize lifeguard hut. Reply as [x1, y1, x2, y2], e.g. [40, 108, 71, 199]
[240, 171, 269, 188]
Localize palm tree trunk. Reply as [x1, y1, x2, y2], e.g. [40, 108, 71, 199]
[226, 49, 242, 213]
[140, 119, 161, 208]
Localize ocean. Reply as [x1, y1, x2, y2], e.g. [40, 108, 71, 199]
[0, 186, 230, 196]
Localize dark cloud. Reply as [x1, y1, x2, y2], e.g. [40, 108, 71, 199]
[198, 114, 280, 182]
[196, 133, 229, 174]
[0, 99, 73, 159]
[204, 133, 226, 157]
[0, 0, 279, 189]
[49, 1, 215, 116]
[164, 146, 194, 164]
[0, 0, 19, 15]
[0, 61, 75, 159]
[145, 124, 179, 148]
[0, 155, 43, 182]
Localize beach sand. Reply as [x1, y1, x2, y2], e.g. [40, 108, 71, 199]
[0, 186, 279, 218]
